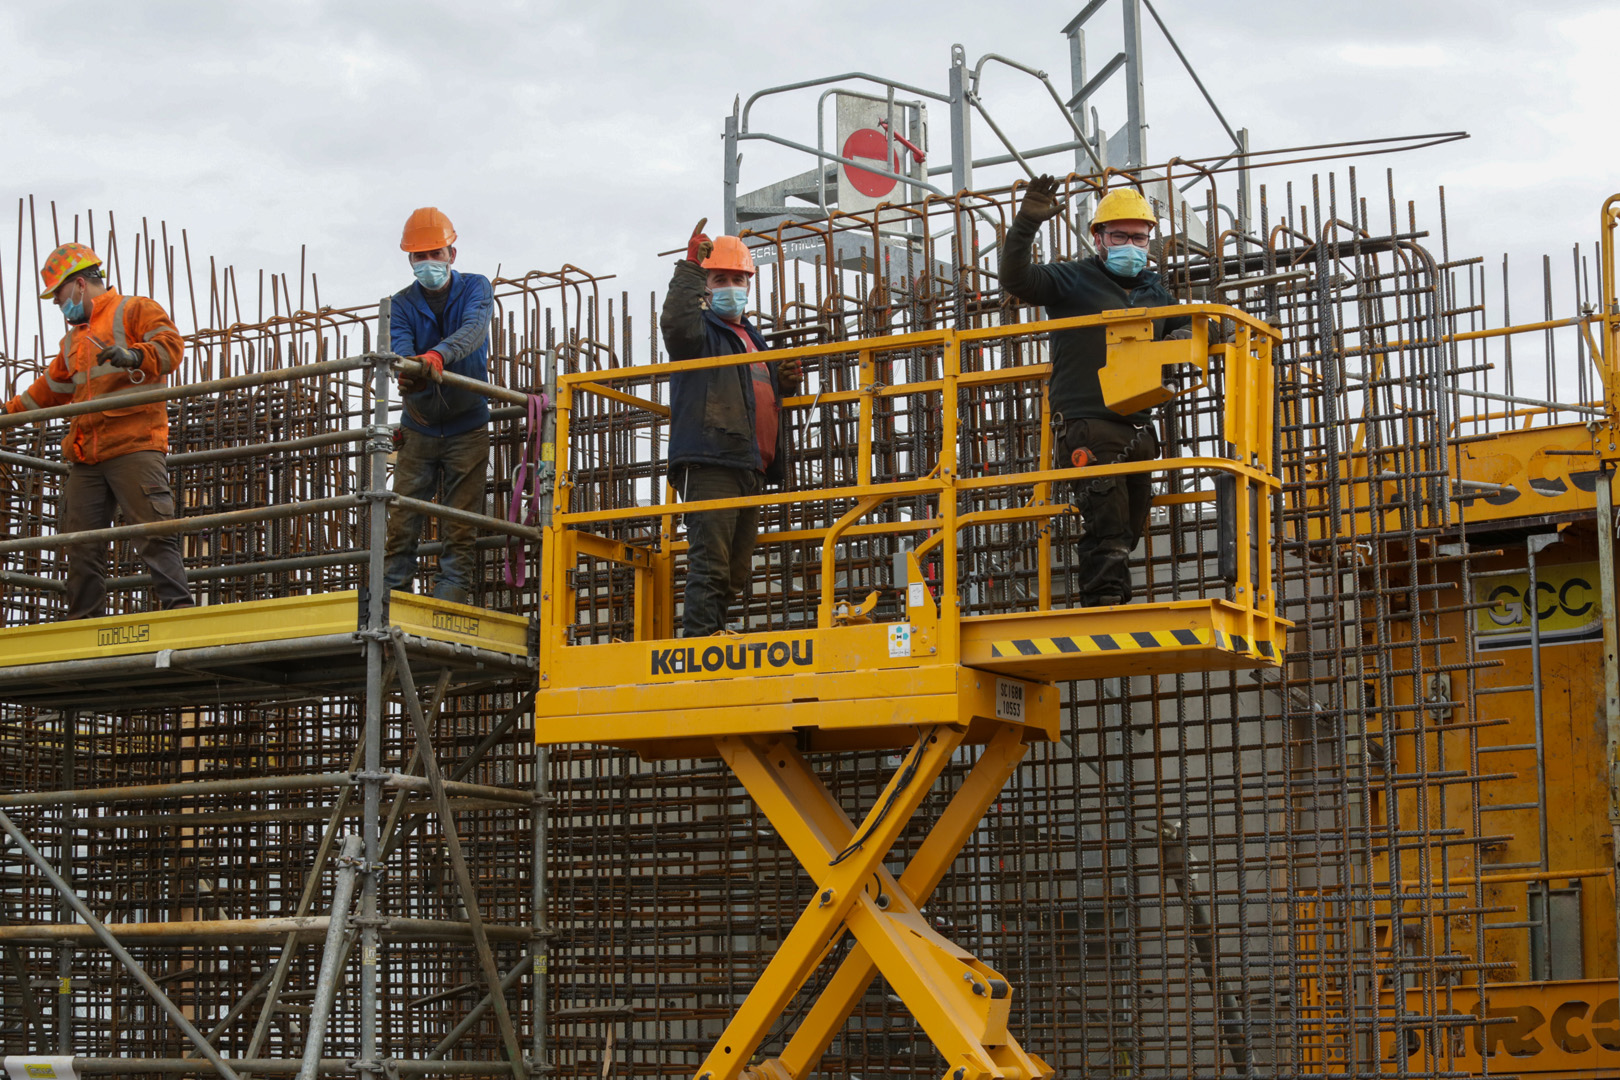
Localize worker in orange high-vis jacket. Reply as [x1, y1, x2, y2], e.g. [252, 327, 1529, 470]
[5, 243, 194, 620]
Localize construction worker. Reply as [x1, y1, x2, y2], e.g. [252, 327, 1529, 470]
[5, 243, 193, 620]
[1000, 177, 1189, 608]
[662, 222, 801, 636]
[384, 207, 495, 606]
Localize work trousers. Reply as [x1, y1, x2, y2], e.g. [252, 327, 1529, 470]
[1056, 416, 1160, 607]
[678, 465, 762, 637]
[384, 426, 490, 605]
[61, 450, 193, 620]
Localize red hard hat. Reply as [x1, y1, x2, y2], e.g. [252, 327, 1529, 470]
[401, 208, 457, 253]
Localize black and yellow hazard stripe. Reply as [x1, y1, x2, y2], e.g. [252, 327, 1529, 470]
[988, 627, 1276, 659]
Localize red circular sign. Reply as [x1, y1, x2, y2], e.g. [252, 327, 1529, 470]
[842, 128, 902, 199]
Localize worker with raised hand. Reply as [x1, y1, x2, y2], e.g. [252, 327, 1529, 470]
[1000, 177, 1189, 608]
[384, 207, 495, 606]
[661, 221, 801, 636]
[5, 243, 193, 620]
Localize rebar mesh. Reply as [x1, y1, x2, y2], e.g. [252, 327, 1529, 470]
[1, 161, 1606, 1078]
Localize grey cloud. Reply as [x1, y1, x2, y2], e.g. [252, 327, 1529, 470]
[0, 0, 1610, 332]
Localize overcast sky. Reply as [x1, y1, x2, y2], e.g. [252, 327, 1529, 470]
[2, 0, 1615, 347]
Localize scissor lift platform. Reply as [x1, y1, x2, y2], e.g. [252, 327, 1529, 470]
[534, 596, 1280, 757]
[0, 591, 534, 710]
[536, 308, 1289, 1080]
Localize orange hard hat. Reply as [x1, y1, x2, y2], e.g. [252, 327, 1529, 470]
[400, 207, 457, 253]
[701, 235, 756, 276]
[39, 242, 102, 299]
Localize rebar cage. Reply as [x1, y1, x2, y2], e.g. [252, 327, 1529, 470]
[2, 167, 1615, 1078]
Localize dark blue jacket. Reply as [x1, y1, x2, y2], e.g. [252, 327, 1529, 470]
[660, 260, 790, 485]
[389, 270, 494, 437]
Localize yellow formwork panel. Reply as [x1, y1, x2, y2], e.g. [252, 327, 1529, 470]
[0, 592, 360, 666]
[387, 592, 530, 657]
[0, 590, 530, 668]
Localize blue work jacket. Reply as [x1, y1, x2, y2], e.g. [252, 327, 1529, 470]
[389, 270, 494, 437]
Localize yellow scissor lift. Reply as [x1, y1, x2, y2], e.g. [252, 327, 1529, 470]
[535, 305, 1287, 1080]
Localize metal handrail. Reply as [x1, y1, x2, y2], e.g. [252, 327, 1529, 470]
[546, 305, 1281, 640]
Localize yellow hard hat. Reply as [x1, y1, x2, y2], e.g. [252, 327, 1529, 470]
[1092, 188, 1156, 227]
[39, 243, 102, 299]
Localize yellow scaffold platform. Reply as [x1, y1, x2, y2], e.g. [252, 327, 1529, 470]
[534, 308, 1287, 1080]
[0, 590, 534, 710]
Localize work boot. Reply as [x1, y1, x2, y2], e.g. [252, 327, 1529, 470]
[433, 583, 474, 606]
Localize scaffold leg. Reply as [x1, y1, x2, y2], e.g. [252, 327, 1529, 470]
[696, 722, 1052, 1080]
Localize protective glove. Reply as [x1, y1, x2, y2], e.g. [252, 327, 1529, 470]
[1166, 328, 1193, 341]
[686, 217, 713, 264]
[777, 356, 803, 388]
[1017, 175, 1067, 223]
[98, 345, 142, 369]
[417, 351, 445, 383]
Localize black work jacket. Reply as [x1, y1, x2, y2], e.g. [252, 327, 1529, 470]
[1000, 214, 1189, 424]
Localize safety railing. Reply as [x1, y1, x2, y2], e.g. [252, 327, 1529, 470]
[541, 303, 1283, 678]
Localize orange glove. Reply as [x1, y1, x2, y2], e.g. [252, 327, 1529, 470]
[418, 351, 445, 382]
[4, 398, 23, 414]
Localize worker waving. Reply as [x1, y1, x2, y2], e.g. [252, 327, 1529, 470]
[661, 222, 800, 636]
[5, 243, 193, 619]
[1000, 180, 1189, 609]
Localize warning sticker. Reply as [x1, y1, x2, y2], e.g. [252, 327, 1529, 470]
[888, 623, 913, 658]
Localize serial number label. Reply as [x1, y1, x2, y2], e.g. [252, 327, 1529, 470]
[98, 624, 150, 647]
[432, 612, 480, 635]
[650, 638, 814, 675]
[995, 679, 1024, 721]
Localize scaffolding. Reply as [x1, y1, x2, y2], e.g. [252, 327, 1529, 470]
[1, 161, 1618, 1079]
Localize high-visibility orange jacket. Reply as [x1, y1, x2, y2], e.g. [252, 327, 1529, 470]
[5, 289, 183, 464]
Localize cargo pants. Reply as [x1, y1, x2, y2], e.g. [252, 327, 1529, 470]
[384, 426, 490, 605]
[1056, 416, 1160, 607]
[61, 450, 194, 620]
[678, 464, 762, 637]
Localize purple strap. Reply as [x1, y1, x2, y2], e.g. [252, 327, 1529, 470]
[503, 392, 550, 588]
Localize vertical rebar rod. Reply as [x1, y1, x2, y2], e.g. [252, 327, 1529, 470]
[1527, 532, 1554, 879]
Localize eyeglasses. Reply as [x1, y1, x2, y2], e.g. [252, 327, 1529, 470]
[1102, 230, 1153, 248]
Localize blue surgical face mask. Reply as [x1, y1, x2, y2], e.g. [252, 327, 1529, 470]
[709, 286, 749, 320]
[60, 287, 88, 324]
[1103, 243, 1149, 278]
[412, 260, 450, 290]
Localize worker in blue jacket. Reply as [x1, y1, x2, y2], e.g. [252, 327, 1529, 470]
[384, 207, 495, 606]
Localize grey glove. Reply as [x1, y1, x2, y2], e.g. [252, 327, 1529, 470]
[98, 345, 142, 369]
[1017, 175, 1067, 223]
[1166, 328, 1193, 341]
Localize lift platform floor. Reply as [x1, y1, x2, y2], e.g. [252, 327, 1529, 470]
[0, 591, 535, 710]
